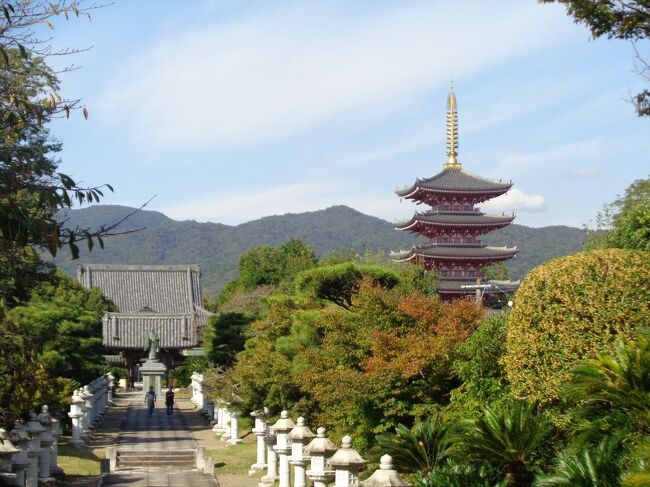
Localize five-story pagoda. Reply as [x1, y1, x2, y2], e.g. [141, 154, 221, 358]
[391, 83, 519, 300]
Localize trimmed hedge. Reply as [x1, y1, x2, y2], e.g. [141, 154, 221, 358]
[503, 249, 650, 403]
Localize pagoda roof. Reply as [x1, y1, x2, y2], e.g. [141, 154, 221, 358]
[395, 211, 514, 230]
[390, 244, 517, 262]
[395, 167, 512, 198]
[437, 279, 521, 294]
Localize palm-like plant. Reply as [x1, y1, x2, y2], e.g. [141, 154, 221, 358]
[461, 400, 551, 487]
[564, 331, 650, 439]
[373, 413, 457, 473]
[415, 459, 507, 487]
[533, 435, 624, 486]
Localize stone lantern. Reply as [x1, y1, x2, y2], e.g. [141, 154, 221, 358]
[360, 455, 410, 487]
[50, 415, 63, 477]
[272, 411, 295, 487]
[288, 417, 315, 487]
[248, 410, 267, 475]
[37, 405, 55, 482]
[0, 428, 20, 484]
[259, 426, 278, 487]
[305, 427, 337, 487]
[226, 411, 243, 445]
[220, 408, 231, 442]
[26, 412, 46, 487]
[328, 435, 368, 487]
[9, 421, 31, 486]
[68, 389, 85, 446]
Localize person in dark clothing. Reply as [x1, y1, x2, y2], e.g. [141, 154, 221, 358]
[165, 387, 175, 416]
[144, 386, 156, 417]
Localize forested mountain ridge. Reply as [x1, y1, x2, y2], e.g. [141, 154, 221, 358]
[53, 205, 585, 294]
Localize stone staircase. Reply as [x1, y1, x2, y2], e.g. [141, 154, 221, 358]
[115, 449, 197, 470]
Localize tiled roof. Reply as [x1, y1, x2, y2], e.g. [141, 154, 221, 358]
[396, 168, 512, 197]
[78, 264, 203, 315]
[391, 244, 517, 261]
[437, 279, 520, 292]
[102, 312, 201, 349]
[78, 264, 212, 350]
[395, 212, 514, 229]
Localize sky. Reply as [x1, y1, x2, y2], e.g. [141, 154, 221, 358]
[47, 0, 649, 228]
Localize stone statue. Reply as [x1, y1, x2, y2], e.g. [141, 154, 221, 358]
[144, 329, 160, 361]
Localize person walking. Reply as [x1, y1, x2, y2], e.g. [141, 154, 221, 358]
[165, 387, 175, 416]
[144, 386, 156, 417]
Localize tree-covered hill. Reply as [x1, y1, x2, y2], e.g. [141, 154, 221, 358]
[52, 205, 585, 294]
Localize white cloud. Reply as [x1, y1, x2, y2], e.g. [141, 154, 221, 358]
[569, 166, 600, 177]
[482, 189, 546, 214]
[502, 139, 603, 168]
[102, 3, 574, 149]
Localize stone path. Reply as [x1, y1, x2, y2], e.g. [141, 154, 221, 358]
[100, 392, 218, 487]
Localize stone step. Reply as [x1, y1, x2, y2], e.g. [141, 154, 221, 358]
[117, 449, 195, 457]
[116, 449, 196, 468]
[117, 459, 196, 468]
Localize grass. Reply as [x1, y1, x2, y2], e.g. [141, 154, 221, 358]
[57, 442, 104, 477]
[208, 442, 257, 475]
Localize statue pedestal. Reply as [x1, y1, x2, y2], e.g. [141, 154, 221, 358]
[141, 360, 166, 398]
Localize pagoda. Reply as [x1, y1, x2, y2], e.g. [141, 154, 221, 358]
[391, 83, 519, 301]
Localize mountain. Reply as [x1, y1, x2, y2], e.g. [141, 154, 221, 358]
[52, 205, 585, 295]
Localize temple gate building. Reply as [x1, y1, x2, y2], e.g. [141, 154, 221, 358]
[77, 264, 212, 384]
[391, 84, 519, 301]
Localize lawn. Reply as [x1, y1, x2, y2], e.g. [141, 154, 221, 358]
[208, 442, 257, 475]
[56, 440, 105, 484]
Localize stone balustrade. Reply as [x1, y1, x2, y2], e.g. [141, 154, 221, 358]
[251, 412, 410, 487]
[190, 372, 215, 422]
[189, 371, 410, 487]
[0, 373, 114, 485]
[69, 373, 113, 447]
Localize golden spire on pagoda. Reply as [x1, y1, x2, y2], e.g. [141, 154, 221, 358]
[443, 80, 462, 169]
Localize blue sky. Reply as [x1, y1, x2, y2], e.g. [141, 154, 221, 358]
[48, 0, 649, 228]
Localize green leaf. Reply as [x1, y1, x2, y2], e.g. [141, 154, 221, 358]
[17, 43, 27, 59]
[69, 241, 80, 260]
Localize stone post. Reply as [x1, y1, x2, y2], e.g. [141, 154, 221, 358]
[248, 411, 267, 475]
[360, 454, 410, 487]
[272, 411, 295, 487]
[107, 372, 115, 404]
[305, 427, 337, 487]
[25, 412, 45, 487]
[68, 389, 85, 447]
[227, 411, 243, 445]
[206, 401, 215, 422]
[0, 428, 20, 485]
[80, 386, 94, 437]
[329, 436, 368, 487]
[37, 406, 55, 483]
[259, 427, 278, 487]
[220, 409, 231, 442]
[212, 402, 226, 433]
[50, 416, 63, 477]
[9, 421, 30, 486]
[288, 417, 315, 487]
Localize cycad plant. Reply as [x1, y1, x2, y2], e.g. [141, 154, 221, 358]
[564, 330, 650, 440]
[533, 434, 624, 486]
[414, 459, 507, 487]
[373, 413, 457, 473]
[461, 400, 551, 487]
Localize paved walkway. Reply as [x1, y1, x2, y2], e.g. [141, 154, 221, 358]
[100, 392, 218, 487]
